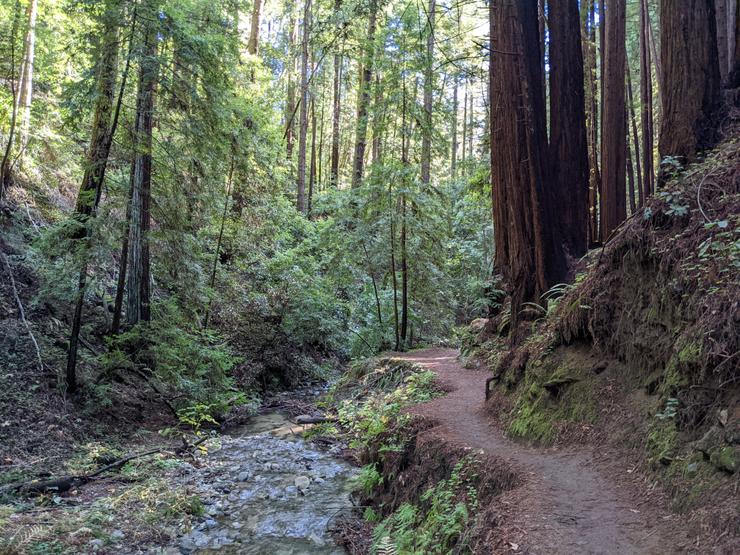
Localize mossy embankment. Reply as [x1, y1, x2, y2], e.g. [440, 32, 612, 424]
[462, 130, 739, 544]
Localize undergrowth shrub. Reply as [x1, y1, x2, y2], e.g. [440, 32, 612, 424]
[370, 458, 479, 555]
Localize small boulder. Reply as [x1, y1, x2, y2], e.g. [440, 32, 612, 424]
[294, 475, 311, 490]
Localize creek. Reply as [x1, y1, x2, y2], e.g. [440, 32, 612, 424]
[173, 412, 357, 554]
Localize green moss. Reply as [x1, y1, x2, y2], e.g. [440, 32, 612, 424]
[646, 419, 678, 464]
[709, 446, 738, 474]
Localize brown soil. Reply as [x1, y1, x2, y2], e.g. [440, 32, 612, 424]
[395, 347, 689, 555]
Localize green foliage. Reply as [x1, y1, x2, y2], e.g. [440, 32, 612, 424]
[337, 367, 438, 449]
[352, 464, 383, 495]
[370, 458, 479, 555]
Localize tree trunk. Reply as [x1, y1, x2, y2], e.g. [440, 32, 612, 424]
[286, 7, 297, 161]
[126, 3, 159, 325]
[716, 0, 729, 82]
[626, 64, 643, 207]
[600, 0, 627, 241]
[330, 0, 343, 187]
[467, 90, 474, 158]
[548, 0, 589, 258]
[728, 0, 740, 86]
[371, 74, 383, 165]
[490, 0, 565, 325]
[581, 0, 601, 244]
[66, 0, 124, 392]
[626, 109, 637, 214]
[18, 0, 38, 153]
[461, 82, 468, 165]
[399, 78, 411, 349]
[308, 90, 317, 216]
[450, 78, 458, 177]
[639, 0, 655, 200]
[247, 0, 262, 55]
[0, 1, 24, 198]
[351, 0, 377, 188]
[296, 0, 311, 213]
[659, 0, 721, 169]
[420, 0, 435, 186]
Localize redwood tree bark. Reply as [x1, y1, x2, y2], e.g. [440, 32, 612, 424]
[490, 0, 565, 324]
[639, 0, 655, 200]
[548, 0, 589, 258]
[659, 0, 721, 168]
[600, 0, 627, 241]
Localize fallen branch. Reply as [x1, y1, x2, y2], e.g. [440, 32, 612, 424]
[3, 437, 212, 497]
[1, 252, 43, 372]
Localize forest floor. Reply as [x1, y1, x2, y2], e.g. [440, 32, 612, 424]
[395, 347, 688, 555]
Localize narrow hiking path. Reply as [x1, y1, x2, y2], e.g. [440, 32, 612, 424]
[394, 348, 682, 555]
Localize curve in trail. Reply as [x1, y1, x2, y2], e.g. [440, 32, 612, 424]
[394, 348, 677, 555]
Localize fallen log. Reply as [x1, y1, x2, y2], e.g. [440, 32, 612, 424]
[295, 414, 337, 425]
[3, 437, 210, 497]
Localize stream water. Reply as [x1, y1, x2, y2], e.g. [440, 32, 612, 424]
[172, 412, 357, 554]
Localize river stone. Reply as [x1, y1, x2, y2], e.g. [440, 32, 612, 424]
[294, 475, 311, 489]
[237, 471, 250, 481]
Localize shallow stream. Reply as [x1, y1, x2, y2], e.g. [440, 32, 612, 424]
[172, 412, 357, 554]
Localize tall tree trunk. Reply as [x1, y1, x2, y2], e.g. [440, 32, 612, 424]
[490, 0, 565, 326]
[467, 90, 474, 159]
[450, 78, 458, 177]
[549, 0, 589, 258]
[626, 110, 637, 214]
[420, 0, 435, 186]
[285, 7, 297, 161]
[600, 0, 627, 241]
[389, 179, 399, 351]
[351, 0, 378, 188]
[461, 81, 468, 165]
[0, 1, 24, 198]
[308, 90, 317, 216]
[626, 64, 643, 207]
[729, 1, 740, 86]
[247, 0, 262, 55]
[581, 0, 601, 244]
[639, 0, 655, 200]
[66, 0, 123, 392]
[716, 0, 729, 82]
[18, 0, 38, 154]
[296, 0, 311, 213]
[371, 74, 383, 165]
[126, 3, 159, 325]
[399, 79, 409, 349]
[330, 0, 343, 187]
[659, 0, 721, 170]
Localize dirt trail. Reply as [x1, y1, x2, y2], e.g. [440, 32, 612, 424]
[395, 348, 680, 555]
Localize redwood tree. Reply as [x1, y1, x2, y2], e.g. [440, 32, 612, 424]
[599, 0, 627, 241]
[548, 0, 589, 257]
[490, 0, 565, 324]
[659, 0, 721, 167]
